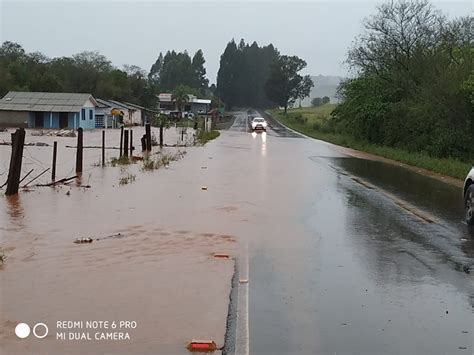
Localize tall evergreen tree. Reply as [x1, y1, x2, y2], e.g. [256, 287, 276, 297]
[217, 39, 239, 108]
[192, 49, 209, 94]
[148, 52, 163, 83]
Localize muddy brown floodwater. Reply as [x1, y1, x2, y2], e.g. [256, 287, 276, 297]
[1, 114, 473, 355]
[0, 126, 241, 355]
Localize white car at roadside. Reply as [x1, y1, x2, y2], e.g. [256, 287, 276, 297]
[464, 167, 474, 225]
[251, 117, 267, 131]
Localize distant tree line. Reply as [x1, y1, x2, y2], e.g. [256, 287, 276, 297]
[331, 0, 473, 160]
[0, 41, 159, 108]
[0, 42, 212, 109]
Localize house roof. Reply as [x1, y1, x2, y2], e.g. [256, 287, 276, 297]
[0, 91, 97, 112]
[96, 98, 114, 108]
[125, 102, 145, 110]
[107, 100, 134, 110]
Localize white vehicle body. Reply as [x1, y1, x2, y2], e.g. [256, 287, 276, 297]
[251, 117, 267, 131]
[464, 167, 474, 225]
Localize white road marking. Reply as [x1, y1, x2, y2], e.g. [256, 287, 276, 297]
[235, 240, 250, 355]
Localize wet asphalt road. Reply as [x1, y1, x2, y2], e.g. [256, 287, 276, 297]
[230, 112, 473, 355]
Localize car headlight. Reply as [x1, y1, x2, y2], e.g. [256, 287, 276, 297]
[262, 122, 267, 127]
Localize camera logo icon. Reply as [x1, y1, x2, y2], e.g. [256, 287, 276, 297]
[15, 323, 48, 339]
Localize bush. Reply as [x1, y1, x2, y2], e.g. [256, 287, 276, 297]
[291, 113, 307, 125]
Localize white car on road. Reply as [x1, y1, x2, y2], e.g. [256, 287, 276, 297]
[251, 117, 267, 131]
[464, 167, 474, 225]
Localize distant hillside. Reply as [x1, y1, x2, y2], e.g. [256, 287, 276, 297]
[300, 75, 344, 107]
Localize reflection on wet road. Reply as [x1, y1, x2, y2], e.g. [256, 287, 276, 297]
[227, 112, 474, 355]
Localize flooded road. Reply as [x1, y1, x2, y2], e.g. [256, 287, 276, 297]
[0, 114, 473, 354]
[227, 113, 472, 354]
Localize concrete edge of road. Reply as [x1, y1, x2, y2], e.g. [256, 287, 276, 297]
[229, 243, 249, 355]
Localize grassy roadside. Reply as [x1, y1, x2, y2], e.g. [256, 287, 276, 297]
[269, 106, 471, 180]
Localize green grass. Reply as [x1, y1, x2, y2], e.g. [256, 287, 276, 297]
[196, 130, 220, 145]
[270, 106, 471, 180]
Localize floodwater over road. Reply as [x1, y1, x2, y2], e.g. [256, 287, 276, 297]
[230, 112, 472, 355]
[0, 114, 472, 354]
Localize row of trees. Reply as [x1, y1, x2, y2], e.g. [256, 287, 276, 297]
[0, 42, 213, 109]
[148, 50, 209, 94]
[1, 39, 313, 113]
[0, 42, 158, 108]
[331, 0, 473, 160]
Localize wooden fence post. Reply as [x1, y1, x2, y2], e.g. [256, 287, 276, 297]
[145, 123, 152, 151]
[129, 129, 133, 155]
[159, 124, 163, 147]
[123, 129, 129, 157]
[75, 127, 83, 173]
[52, 141, 57, 181]
[6, 128, 26, 196]
[119, 125, 124, 157]
[102, 130, 105, 167]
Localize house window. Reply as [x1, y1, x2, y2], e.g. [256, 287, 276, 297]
[95, 115, 105, 128]
[89, 110, 93, 120]
[81, 108, 85, 120]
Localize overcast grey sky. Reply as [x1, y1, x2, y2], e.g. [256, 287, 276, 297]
[1, 0, 471, 83]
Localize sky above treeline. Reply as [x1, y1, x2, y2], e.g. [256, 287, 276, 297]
[1, 0, 470, 83]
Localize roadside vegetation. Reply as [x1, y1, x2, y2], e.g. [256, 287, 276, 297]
[270, 105, 471, 180]
[195, 130, 220, 145]
[270, 1, 472, 180]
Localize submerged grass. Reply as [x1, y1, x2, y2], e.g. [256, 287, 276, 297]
[141, 150, 185, 171]
[270, 107, 471, 180]
[196, 130, 220, 145]
[111, 155, 132, 167]
[119, 173, 136, 185]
